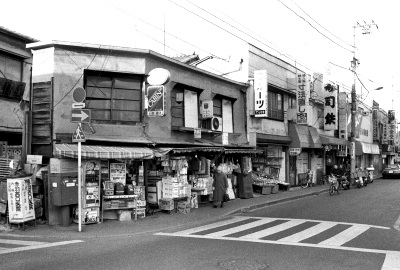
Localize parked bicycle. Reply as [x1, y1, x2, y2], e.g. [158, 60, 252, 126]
[328, 174, 339, 195]
[300, 170, 313, 188]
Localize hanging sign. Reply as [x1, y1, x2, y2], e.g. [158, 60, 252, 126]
[147, 85, 165, 117]
[194, 128, 201, 139]
[222, 132, 229, 145]
[296, 73, 310, 124]
[388, 123, 396, 141]
[7, 177, 35, 223]
[382, 117, 388, 143]
[323, 84, 338, 130]
[372, 100, 379, 140]
[338, 92, 347, 139]
[254, 70, 268, 117]
[289, 148, 301, 156]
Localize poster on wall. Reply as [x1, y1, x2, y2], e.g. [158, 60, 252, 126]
[110, 163, 126, 185]
[254, 70, 268, 117]
[323, 84, 338, 130]
[296, 73, 310, 125]
[7, 177, 35, 223]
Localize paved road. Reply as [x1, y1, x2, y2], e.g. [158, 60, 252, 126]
[0, 179, 399, 270]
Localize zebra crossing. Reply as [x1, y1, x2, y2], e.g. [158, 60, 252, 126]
[156, 216, 389, 249]
[0, 237, 83, 255]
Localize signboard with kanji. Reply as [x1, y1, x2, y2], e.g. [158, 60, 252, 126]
[388, 123, 396, 141]
[7, 177, 35, 223]
[323, 84, 338, 130]
[338, 92, 347, 139]
[254, 70, 268, 117]
[147, 85, 165, 117]
[382, 117, 388, 143]
[296, 73, 310, 125]
[372, 100, 379, 140]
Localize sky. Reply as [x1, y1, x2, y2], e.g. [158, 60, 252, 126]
[1, 0, 399, 113]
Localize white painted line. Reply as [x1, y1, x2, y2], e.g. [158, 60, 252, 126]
[278, 222, 337, 243]
[155, 232, 396, 254]
[206, 218, 276, 237]
[382, 251, 400, 270]
[0, 240, 83, 255]
[393, 214, 400, 231]
[169, 216, 250, 235]
[0, 239, 47, 246]
[239, 220, 306, 240]
[318, 225, 370, 246]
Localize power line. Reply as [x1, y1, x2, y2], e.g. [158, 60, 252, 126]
[277, 0, 354, 54]
[289, 0, 355, 49]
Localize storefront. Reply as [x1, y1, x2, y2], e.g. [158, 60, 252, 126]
[320, 135, 351, 175]
[382, 144, 396, 167]
[354, 141, 380, 178]
[288, 122, 323, 186]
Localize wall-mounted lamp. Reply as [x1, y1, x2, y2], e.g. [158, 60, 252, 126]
[176, 92, 184, 104]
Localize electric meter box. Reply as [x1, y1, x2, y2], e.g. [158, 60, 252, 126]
[50, 174, 79, 206]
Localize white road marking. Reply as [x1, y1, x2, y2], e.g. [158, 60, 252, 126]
[239, 220, 306, 239]
[169, 216, 249, 235]
[382, 252, 400, 270]
[206, 218, 276, 237]
[0, 240, 83, 255]
[318, 225, 370, 246]
[393, 213, 400, 231]
[0, 239, 47, 246]
[278, 222, 336, 243]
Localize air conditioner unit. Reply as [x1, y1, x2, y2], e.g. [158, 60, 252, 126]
[202, 117, 222, 132]
[201, 100, 213, 119]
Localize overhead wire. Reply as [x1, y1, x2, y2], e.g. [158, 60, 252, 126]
[276, 0, 354, 54]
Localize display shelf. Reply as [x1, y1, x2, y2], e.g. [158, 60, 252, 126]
[103, 195, 138, 199]
[101, 194, 141, 222]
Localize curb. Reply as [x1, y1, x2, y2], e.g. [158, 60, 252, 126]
[227, 188, 329, 216]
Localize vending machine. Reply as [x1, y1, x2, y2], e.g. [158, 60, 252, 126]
[74, 160, 101, 224]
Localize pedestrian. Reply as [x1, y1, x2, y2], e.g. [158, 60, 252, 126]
[212, 165, 228, 208]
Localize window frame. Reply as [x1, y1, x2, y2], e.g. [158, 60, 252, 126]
[267, 90, 284, 121]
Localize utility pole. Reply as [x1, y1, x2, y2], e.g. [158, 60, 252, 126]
[350, 20, 378, 181]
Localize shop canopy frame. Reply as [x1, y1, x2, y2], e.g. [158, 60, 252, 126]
[54, 144, 155, 159]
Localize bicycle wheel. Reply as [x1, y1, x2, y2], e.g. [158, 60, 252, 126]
[300, 178, 308, 188]
[336, 186, 339, 194]
[329, 184, 334, 195]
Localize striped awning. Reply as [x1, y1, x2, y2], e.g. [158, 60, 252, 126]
[171, 147, 224, 154]
[224, 149, 263, 154]
[54, 144, 154, 159]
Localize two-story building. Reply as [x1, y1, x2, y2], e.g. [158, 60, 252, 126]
[0, 26, 37, 177]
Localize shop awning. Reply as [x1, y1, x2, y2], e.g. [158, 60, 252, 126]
[355, 141, 380, 155]
[288, 122, 322, 149]
[256, 133, 291, 145]
[320, 135, 350, 147]
[54, 144, 154, 159]
[224, 148, 264, 154]
[171, 147, 224, 154]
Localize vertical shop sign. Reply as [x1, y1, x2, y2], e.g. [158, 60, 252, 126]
[382, 117, 388, 144]
[372, 100, 379, 140]
[222, 132, 229, 145]
[147, 85, 165, 117]
[354, 108, 363, 138]
[296, 73, 310, 124]
[388, 123, 396, 141]
[323, 84, 338, 130]
[388, 110, 395, 124]
[254, 70, 268, 117]
[338, 92, 348, 139]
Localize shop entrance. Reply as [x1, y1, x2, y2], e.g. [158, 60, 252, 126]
[289, 155, 296, 186]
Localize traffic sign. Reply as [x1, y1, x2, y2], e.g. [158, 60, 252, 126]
[71, 109, 91, 123]
[72, 102, 86, 109]
[72, 125, 86, 142]
[72, 87, 86, 103]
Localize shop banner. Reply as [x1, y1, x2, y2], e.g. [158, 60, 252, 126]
[110, 163, 126, 185]
[338, 92, 347, 139]
[354, 108, 364, 138]
[147, 85, 165, 117]
[7, 177, 35, 223]
[254, 70, 268, 117]
[372, 100, 379, 140]
[323, 84, 338, 130]
[296, 73, 310, 125]
[388, 123, 396, 141]
[382, 117, 388, 144]
[388, 110, 395, 124]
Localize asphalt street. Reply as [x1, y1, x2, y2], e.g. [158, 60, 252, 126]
[0, 178, 399, 270]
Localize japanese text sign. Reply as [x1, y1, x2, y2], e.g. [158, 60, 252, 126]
[147, 85, 165, 117]
[323, 84, 338, 130]
[338, 92, 347, 139]
[296, 73, 310, 125]
[372, 101, 379, 140]
[254, 70, 268, 117]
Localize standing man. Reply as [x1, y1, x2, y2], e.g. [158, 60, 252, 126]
[212, 166, 228, 208]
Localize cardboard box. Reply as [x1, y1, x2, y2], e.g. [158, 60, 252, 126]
[102, 211, 118, 220]
[117, 210, 132, 221]
[177, 201, 190, 214]
[160, 199, 174, 210]
[27, 155, 43, 165]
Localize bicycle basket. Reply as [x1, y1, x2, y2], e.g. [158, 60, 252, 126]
[328, 176, 337, 183]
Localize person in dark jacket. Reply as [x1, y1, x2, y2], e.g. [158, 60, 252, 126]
[212, 166, 228, 208]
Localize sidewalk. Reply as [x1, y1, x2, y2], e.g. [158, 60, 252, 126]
[0, 185, 329, 239]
